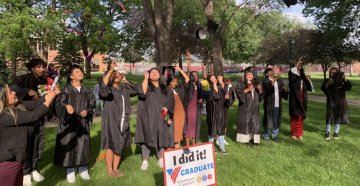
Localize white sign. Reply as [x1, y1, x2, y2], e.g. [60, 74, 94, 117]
[163, 142, 217, 186]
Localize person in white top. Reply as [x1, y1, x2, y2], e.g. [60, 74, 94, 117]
[262, 68, 288, 142]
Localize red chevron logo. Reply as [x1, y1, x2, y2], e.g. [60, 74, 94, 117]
[170, 167, 182, 184]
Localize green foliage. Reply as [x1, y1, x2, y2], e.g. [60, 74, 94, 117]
[303, 0, 359, 46]
[0, 54, 9, 84]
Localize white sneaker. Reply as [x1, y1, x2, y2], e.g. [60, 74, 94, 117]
[158, 158, 164, 168]
[23, 174, 32, 186]
[31, 170, 45, 182]
[79, 170, 90, 180]
[224, 139, 229, 145]
[66, 172, 76, 184]
[215, 140, 219, 147]
[140, 160, 149, 171]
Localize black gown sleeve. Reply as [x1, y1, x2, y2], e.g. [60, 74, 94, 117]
[21, 96, 46, 111]
[1, 105, 48, 127]
[321, 79, 330, 96]
[341, 80, 352, 91]
[235, 82, 246, 104]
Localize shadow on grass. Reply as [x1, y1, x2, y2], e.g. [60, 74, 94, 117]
[153, 172, 164, 186]
[35, 126, 102, 186]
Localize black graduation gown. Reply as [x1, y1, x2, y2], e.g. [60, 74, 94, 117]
[54, 85, 95, 167]
[321, 79, 352, 124]
[262, 78, 288, 129]
[99, 82, 138, 154]
[134, 86, 175, 148]
[14, 73, 47, 101]
[288, 68, 312, 118]
[0, 97, 48, 164]
[185, 82, 203, 141]
[14, 73, 47, 173]
[235, 82, 261, 143]
[205, 84, 235, 137]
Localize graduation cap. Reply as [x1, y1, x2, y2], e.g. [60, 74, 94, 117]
[196, 28, 207, 40]
[127, 9, 145, 29]
[283, 0, 298, 7]
[243, 66, 253, 74]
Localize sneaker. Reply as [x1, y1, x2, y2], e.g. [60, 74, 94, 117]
[325, 132, 330, 140]
[140, 160, 149, 171]
[23, 174, 32, 186]
[224, 139, 229, 145]
[219, 149, 227, 155]
[263, 135, 270, 140]
[215, 140, 219, 147]
[334, 133, 339, 139]
[79, 170, 90, 180]
[158, 158, 164, 168]
[66, 172, 76, 184]
[31, 170, 45, 182]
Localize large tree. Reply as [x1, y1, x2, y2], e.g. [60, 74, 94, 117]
[198, 0, 285, 75]
[0, 0, 55, 79]
[142, 0, 175, 68]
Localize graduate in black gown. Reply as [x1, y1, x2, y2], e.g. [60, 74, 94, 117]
[99, 62, 137, 177]
[14, 58, 47, 185]
[135, 68, 174, 171]
[235, 67, 262, 145]
[54, 64, 95, 183]
[288, 58, 312, 140]
[262, 68, 288, 142]
[184, 52, 204, 145]
[0, 85, 58, 186]
[166, 66, 190, 148]
[206, 75, 235, 154]
[321, 67, 352, 140]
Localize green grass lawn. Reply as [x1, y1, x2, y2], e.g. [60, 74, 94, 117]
[34, 98, 360, 186]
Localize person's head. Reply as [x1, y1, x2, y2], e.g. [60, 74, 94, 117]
[0, 85, 19, 111]
[149, 68, 161, 82]
[190, 71, 199, 82]
[67, 64, 84, 84]
[207, 74, 216, 84]
[111, 71, 124, 85]
[148, 68, 167, 94]
[329, 66, 339, 78]
[167, 74, 178, 89]
[25, 59, 47, 77]
[243, 67, 254, 82]
[264, 68, 274, 78]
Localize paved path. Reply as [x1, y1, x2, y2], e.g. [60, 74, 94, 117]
[308, 95, 360, 106]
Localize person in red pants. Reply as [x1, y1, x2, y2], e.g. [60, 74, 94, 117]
[288, 57, 313, 140]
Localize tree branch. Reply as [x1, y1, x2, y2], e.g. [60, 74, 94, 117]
[164, 0, 174, 33]
[142, 0, 156, 38]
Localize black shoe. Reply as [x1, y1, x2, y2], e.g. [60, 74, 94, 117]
[325, 132, 330, 140]
[333, 133, 339, 140]
[219, 149, 227, 155]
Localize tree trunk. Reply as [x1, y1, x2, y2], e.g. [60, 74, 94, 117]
[210, 33, 224, 76]
[11, 55, 17, 80]
[321, 63, 327, 80]
[155, 33, 174, 68]
[142, 0, 175, 69]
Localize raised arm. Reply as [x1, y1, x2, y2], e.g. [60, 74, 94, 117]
[142, 70, 149, 94]
[102, 62, 117, 86]
[175, 66, 190, 83]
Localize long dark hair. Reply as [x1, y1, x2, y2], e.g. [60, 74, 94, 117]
[66, 64, 85, 85]
[148, 68, 168, 95]
[0, 85, 26, 126]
